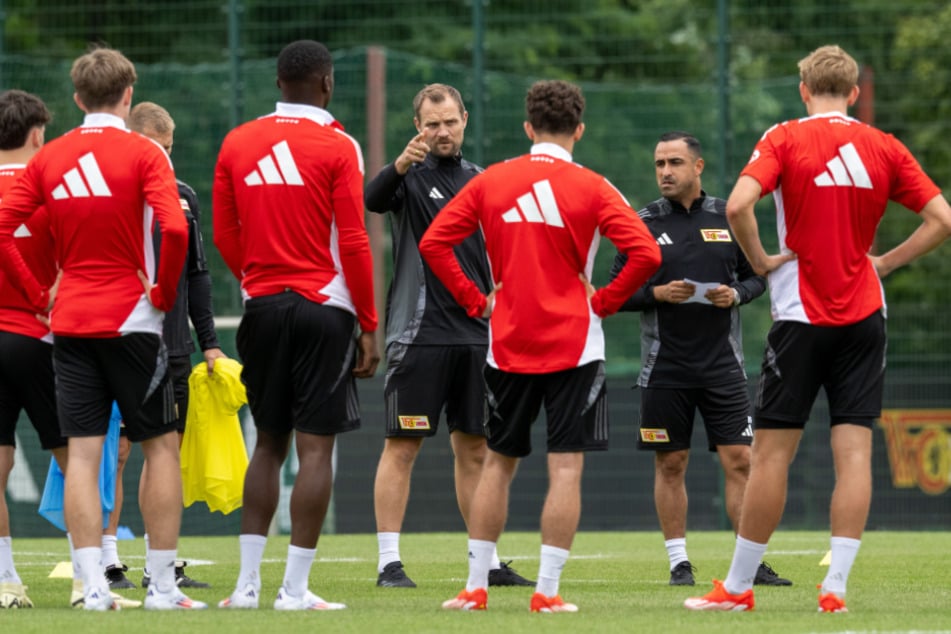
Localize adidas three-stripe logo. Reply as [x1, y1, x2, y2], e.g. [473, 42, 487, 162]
[501, 179, 563, 227]
[656, 232, 673, 246]
[52, 152, 112, 199]
[814, 142, 872, 189]
[244, 141, 303, 186]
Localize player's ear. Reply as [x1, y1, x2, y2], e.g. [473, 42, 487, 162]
[573, 122, 585, 142]
[523, 121, 534, 142]
[30, 125, 45, 150]
[846, 84, 860, 107]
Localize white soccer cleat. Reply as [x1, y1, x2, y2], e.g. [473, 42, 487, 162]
[71, 579, 139, 609]
[82, 587, 120, 611]
[218, 583, 260, 609]
[273, 586, 346, 611]
[144, 586, 208, 610]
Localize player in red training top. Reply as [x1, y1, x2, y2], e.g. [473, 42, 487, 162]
[684, 45, 951, 614]
[421, 79, 661, 613]
[0, 48, 198, 611]
[0, 89, 66, 611]
[214, 39, 380, 612]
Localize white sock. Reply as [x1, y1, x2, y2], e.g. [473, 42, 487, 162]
[465, 539, 494, 592]
[67, 533, 81, 581]
[101, 534, 120, 568]
[490, 546, 502, 571]
[821, 536, 861, 597]
[143, 533, 150, 575]
[282, 545, 316, 598]
[74, 546, 106, 595]
[148, 548, 177, 593]
[535, 544, 569, 598]
[0, 536, 21, 584]
[664, 537, 688, 570]
[723, 535, 767, 594]
[237, 534, 268, 592]
[377, 531, 400, 573]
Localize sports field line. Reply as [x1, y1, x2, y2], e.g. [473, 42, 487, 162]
[767, 549, 826, 555]
[805, 631, 951, 634]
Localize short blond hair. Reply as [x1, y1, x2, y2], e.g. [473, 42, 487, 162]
[129, 101, 175, 135]
[70, 47, 137, 110]
[413, 84, 465, 119]
[798, 45, 859, 98]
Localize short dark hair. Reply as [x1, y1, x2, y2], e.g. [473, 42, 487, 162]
[277, 40, 333, 83]
[525, 80, 585, 135]
[658, 131, 702, 158]
[0, 89, 51, 150]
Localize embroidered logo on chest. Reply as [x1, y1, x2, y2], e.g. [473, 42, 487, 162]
[700, 229, 731, 242]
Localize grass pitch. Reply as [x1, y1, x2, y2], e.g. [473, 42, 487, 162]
[4, 530, 950, 633]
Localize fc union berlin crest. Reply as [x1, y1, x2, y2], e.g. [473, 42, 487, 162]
[878, 410, 951, 496]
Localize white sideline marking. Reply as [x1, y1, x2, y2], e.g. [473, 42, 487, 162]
[215, 316, 241, 329]
[806, 631, 951, 634]
[768, 549, 827, 555]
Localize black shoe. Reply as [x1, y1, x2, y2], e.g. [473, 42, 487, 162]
[488, 561, 534, 587]
[105, 563, 136, 590]
[175, 561, 210, 588]
[754, 561, 792, 586]
[377, 561, 417, 588]
[142, 561, 210, 588]
[669, 560, 697, 586]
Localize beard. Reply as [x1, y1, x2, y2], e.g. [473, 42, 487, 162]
[429, 137, 461, 158]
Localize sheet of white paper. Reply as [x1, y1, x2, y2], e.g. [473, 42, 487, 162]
[682, 278, 719, 305]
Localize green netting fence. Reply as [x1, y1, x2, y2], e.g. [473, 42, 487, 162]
[3, 1, 950, 537]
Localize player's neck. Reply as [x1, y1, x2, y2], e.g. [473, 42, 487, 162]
[805, 95, 850, 117]
[531, 133, 576, 155]
[670, 188, 701, 210]
[0, 147, 37, 165]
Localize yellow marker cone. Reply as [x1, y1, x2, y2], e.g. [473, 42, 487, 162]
[819, 550, 831, 566]
[48, 561, 73, 578]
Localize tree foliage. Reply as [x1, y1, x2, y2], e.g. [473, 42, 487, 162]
[2, 0, 950, 365]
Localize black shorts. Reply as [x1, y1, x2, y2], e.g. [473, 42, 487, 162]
[236, 291, 360, 437]
[0, 331, 66, 450]
[637, 381, 753, 452]
[168, 354, 192, 432]
[754, 311, 886, 429]
[53, 333, 176, 443]
[383, 343, 487, 438]
[483, 361, 608, 458]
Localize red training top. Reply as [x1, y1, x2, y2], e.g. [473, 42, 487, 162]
[213, 102, 377, 333]
[420, 142, 660, 373]
[742, 111, 940, 326]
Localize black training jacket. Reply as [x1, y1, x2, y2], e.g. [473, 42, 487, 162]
[365, 153, 491, 348]
[609, 193, 766, 388]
